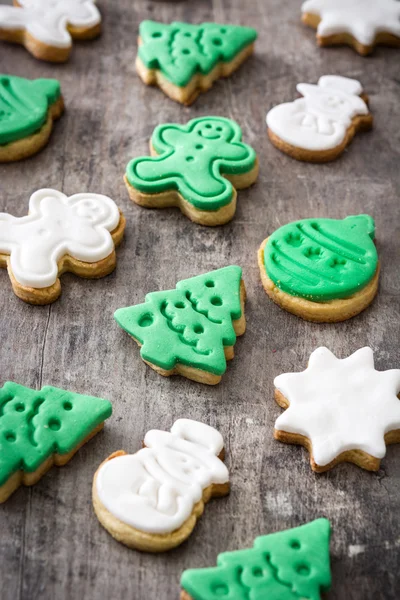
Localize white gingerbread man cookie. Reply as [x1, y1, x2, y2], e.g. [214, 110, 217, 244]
[0, 189, 125, 305]
[93, 419, 230, 552]
[0, 0, 101, 62]
[266, 75, 373, 162]
[302, 0, 400, 55]
[274, 347, 400, 472]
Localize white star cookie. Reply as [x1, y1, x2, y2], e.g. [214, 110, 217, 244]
[302, 0, 400, 55]
[0, 0, 101, 62]
[0, 189, 125, 305]
[274, 347, 400, 472]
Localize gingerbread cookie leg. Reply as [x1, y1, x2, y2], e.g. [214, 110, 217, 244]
[0, 189, 125, 305]
[274, 347, 400, 472]
[114, 266, 246, 385]
[0, 382, 112, 503]
[93, 420, 230, 552]
[125, 117, 258, 226]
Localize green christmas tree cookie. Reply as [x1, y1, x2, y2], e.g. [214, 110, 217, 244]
[0, 382, 112, 502]
[0, 74, 64, 163]
[125, 117, 258, 226]
[181, 519, 332, 600]
[258, 215, 380, 323]
[136, 20, 257, 104]
[114, 266, 246, 384]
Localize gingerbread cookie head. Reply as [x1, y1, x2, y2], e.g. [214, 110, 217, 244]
[274, 347, 400, 472]
[0, 189, 125, 304]
[266, 75, 372, 161]
[0, 0, 101, 62]
[301, 0, 400, 55]
[93, 419, 230, 551]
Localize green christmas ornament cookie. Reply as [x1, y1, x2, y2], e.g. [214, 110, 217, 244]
[0, 75, 64, 163]
[0, 382, 112, 502]
[114, 266, 246, 385]
[125, 117, 258, 226]
[181, 518, 332, 600]
[258, 215, 380, 323]
[136, 20, 257, 105]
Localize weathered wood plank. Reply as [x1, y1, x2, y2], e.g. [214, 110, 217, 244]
[0, 0, 399, 598]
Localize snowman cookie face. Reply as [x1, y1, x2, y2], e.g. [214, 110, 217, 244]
[0, 189, 125, 305]
[0, 0, 101, 62]
[266, 75, 373, 162]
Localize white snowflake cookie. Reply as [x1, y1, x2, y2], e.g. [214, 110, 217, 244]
[0, 0, 102, 62]
[301, 0, 400, 56]
[266, 75, 373, 162]
[274, 347, 400, 472]
[92, 419, 230, 552]
[0, 189, 125, 305]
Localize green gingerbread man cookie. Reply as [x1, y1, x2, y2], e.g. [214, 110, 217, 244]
[181, 519, 332, 600]
[0, 74, 64, 163]
[136, 21, 257, 105]
[125, 117, 258, 226]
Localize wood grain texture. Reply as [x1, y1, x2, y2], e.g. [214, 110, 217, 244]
[0, 0, 399, 598]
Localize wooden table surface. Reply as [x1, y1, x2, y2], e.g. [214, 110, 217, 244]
[1, 0, 400, 598]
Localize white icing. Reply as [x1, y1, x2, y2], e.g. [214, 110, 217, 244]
[95, 419, 229, 534]
[302, 0, 400, 46]
[0, 189, 120, 288]
[266, 75, 369, 151]
[0, 0, 101, 49]
[274, 347, 400, 466]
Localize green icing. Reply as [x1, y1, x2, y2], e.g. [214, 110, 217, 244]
[0, 75, 61, 146]
[138, 20, 257, 87]
[0, 382, 112, 486]
[264, 215, 378, 302]
[126, 117, 256, 210]
[114, 266, 243, 376]
[181, 519, 331, 600]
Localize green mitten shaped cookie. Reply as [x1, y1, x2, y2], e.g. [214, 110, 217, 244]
[136, 20, 257, 104]
[0, 382, 112, 502]
[125, 117, 258, 226]
[0, 74, 64, 162]
[114, 266, 246, 384]
[181, 519, 332, 600]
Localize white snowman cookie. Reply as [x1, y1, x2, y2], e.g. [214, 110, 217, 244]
[274, 347, 400, 472]
[0, 0, 102, 62]
[0, 189, 125, 304]
[93, 419, 230, 552]
[266, 75, 373, 162]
